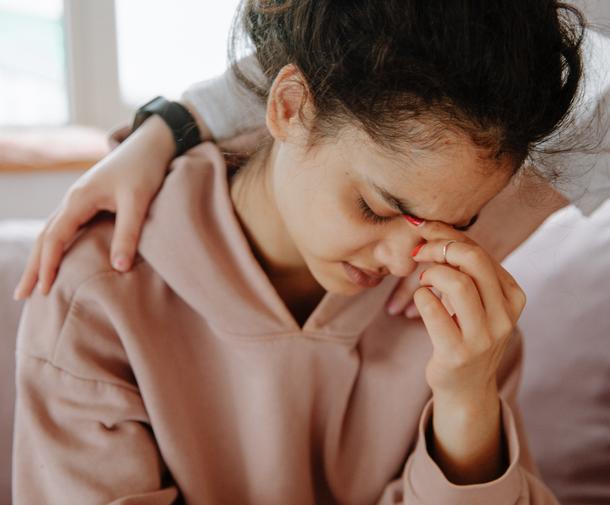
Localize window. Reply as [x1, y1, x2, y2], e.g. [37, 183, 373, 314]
[0, 0, 243, 129]
[0, 0, 68, 126]
[115, 0, 242, 106]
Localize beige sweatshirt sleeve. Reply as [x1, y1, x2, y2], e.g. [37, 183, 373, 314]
[12, 271, 179, 505]
[374, 328, 560, 505]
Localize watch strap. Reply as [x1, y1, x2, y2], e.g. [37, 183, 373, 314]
[132, 96, 201, 156]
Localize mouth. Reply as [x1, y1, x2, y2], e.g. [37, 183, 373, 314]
[342, 261, 386, 288]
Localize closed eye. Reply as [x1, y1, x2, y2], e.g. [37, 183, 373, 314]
[357, 197, 393, 225]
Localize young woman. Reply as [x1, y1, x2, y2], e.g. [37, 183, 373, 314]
[13, 1, 584, 503]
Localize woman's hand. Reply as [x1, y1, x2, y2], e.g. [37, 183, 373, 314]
[404, 220, 526, 484]
[385, 174, 567, 320]
[408, 220, 527, 401]
[13, 115, 176, 300]
[13, 114, 270, 301]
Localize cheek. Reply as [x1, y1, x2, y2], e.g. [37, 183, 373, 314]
[273, 144, 375, 261]
[280, 183, 374, 261]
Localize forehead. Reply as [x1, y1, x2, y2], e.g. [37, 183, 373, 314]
[341, 128, 512, 225]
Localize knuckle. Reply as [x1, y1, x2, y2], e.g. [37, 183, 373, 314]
[515, 287, 527, 309]
[124, 187, 150, 204]
[43, 226, 65, 246]
[64, 186, 87, 206]
[463, 245, 486, 265]
[424, 221, 444, 235]
[495, 314, 514, 339]
[450, 348, 471, 367]
[451, 274, 472, 295]
[34, 228, 48, 246]
[413, 288, 435, 312]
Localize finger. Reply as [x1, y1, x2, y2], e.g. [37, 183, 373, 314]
[385, 270, 421, 316]
[420, 264, 488, 345]
[413, 286, 462, 356]
[404, 301, 421, 319]
[110, 192, 150, 271]
[13, 228, 46, 299]
[404, 218, 471, 244]
[494, 264, 527, 322]
[413, 239, 508, 329]
[38, 202, 99, 294]
[386, 282, 412, 315]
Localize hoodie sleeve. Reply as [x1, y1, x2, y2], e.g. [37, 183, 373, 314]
[180, 53, 267, 141]
[374, 327, 560, 505]
[12, 272, 179, 505]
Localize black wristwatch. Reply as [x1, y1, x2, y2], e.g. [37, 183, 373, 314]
[132, 96, 202, 156]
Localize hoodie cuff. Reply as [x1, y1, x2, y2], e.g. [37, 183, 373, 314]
[403, 397, 524, 505]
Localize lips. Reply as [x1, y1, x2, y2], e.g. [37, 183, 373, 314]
[342, 261, 386, 288]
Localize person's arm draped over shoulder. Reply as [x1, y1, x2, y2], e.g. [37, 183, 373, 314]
[12, 256, 178, 504]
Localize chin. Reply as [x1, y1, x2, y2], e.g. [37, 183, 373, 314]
[325, 280, 363, 296]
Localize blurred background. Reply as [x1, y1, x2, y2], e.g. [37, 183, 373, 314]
[1, 2, 610, 505]
[0, 0, 608, 219]
[0, 0, 241, 219]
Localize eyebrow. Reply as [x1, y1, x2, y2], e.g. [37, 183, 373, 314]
[371, 182, 479, 230]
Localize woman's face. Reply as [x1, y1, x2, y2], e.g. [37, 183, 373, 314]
[269, 124, 512, 295]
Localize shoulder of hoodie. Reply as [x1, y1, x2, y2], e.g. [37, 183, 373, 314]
[19, 144, 223, 357]
[51, 213, 142, 300]
[43, 142, 224, 302]
[15, 215, 150, 372]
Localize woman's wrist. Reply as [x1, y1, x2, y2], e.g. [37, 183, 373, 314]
[127, 114, 176, 163]
[428, 390, 508, 485]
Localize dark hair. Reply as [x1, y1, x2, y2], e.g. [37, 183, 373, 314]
[230, 0, 585, 171]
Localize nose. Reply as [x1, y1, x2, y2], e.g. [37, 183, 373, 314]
[373, 229, 419, 278]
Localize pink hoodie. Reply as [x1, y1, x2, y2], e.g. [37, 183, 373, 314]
[13, 143, 559, 504]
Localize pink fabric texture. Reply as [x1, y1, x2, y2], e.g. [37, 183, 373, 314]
[13, 143, 559, 504]
[506, 200, 610, 505]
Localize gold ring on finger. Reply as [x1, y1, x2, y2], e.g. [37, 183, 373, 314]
[442, 240, 458, 263]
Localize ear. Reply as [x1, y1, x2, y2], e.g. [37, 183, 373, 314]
[265, 64, 312, 142]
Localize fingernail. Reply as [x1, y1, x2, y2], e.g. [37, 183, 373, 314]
[411, 242, 425, 257]
[404, 215, 425, 226]
[405, 303, 420, 319]
[112, 254, 129, 271]
[386, 301, 402, 316]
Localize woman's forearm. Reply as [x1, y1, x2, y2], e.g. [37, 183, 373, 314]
[429, 390, 507, 485]
[125, 114, 176, 163]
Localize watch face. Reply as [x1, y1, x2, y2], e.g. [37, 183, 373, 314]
[133, 96, 168, 129]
